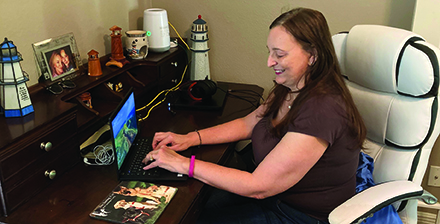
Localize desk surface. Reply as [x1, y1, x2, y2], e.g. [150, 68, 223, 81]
[0, 82, 263, 224]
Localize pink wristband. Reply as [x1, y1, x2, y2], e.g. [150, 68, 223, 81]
[188, 155, 195, 178]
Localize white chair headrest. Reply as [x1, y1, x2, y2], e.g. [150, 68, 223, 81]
[333, 25, 439, 97]
[332, 25, 440, 149]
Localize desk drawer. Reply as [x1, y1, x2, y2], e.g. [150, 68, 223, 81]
[4, 138, 79, 214]
[157, 52, 186, 88]
[2, 135, 78, 191]
[0, 117, 77, 181]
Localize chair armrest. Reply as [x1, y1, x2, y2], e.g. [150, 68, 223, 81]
[329, 180, 437, 224]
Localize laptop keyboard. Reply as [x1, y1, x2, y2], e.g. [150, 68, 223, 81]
[126, 138, 160, 177]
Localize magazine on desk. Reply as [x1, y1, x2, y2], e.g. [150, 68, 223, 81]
[90, 181, 177, 224]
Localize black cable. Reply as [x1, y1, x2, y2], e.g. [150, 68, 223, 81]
[217, 86, 262, 109]
[229, 89, 265, 102]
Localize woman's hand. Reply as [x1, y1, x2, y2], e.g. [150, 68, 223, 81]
[152, 132, 194, 151]
[142, 146, 190, 174]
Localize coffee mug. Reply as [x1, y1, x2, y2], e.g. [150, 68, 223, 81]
[125, 30, 148, 59]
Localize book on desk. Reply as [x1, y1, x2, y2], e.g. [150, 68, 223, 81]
[90, 181, 177, 224]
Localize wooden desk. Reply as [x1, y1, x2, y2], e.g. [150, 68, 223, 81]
[0, 82, 263, 224]
[0, 46, 188, 218]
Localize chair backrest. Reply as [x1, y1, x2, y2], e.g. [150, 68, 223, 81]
[332, 25, 440, 224]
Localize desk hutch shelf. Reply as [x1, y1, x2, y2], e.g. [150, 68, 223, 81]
[0, 45, 187, 217]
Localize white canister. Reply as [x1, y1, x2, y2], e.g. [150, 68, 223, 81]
[143, 8, 170, 52]
[125, 30, 148, 59]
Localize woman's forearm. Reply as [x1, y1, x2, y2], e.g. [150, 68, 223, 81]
[190, 117, 252, 146]
[190, 159, 269, 199]
[189, 105, 264, 147]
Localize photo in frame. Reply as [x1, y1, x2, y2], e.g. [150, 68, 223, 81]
[32, 33, 82, 83]
[43, 44, 77, 80]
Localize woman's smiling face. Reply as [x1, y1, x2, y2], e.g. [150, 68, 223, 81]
[267, 26, 312, 91]
[52, 54, 64, 75]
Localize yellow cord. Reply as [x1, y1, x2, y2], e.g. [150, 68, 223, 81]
[168, 21, 190, 50]
[137, 64, 188, 122]
[136, 21, 191, 122]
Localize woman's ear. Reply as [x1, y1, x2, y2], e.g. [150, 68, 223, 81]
[308, 56, 315, 66]
[308, 49, 318, 66]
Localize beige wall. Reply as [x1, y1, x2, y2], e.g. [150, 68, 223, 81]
[152, 0, 415, 98]
[0, 0, 153, 86]
[412, 0, 440, 47]
[1, 0, 415, 95]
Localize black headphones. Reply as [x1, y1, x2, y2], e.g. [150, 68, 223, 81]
[180, 78, 217, 101]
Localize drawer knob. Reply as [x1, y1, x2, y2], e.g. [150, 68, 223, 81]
[40, 142, 53, 152]
[44, 170, 57, 179]
[171, 62, 178, 67]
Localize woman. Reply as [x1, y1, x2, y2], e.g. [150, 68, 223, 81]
[114, 185, 176, 204]
[49, 51, 64, 78]
[60, 49, 74, 72]
[142, 7, 366, 223]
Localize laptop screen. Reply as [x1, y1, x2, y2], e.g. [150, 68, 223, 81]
[111, 91, 138, 170]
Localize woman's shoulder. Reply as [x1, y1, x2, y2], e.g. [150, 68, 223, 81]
[303, 93, 344, 111]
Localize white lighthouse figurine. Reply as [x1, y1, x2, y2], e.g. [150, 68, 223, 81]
[190, 15, 211, 80]
[0, 38, 34, 117]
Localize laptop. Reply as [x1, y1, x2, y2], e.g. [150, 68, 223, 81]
[109, 88, 188, 181]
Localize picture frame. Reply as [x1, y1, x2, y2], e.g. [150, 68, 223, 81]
[32, 33, 82, 82]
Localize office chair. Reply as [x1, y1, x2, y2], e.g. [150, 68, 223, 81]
[329, 25, 440, 224]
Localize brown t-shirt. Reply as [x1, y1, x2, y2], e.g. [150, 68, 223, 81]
[251, 95, 359, 221]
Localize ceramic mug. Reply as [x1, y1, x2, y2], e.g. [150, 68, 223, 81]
[125, 30, 148, 59]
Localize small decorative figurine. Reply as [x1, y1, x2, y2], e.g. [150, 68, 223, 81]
[125, 30, 148, 59]
[106, 25, 129, 68]
[106, 82, 123, 92]
[0, 38, 34, 117]
[79, 92, 92, 108]
[190, 15, 211, 80]
[87, 49, 102, 76]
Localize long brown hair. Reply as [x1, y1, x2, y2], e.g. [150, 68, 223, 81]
[264, 8, 366, 149]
